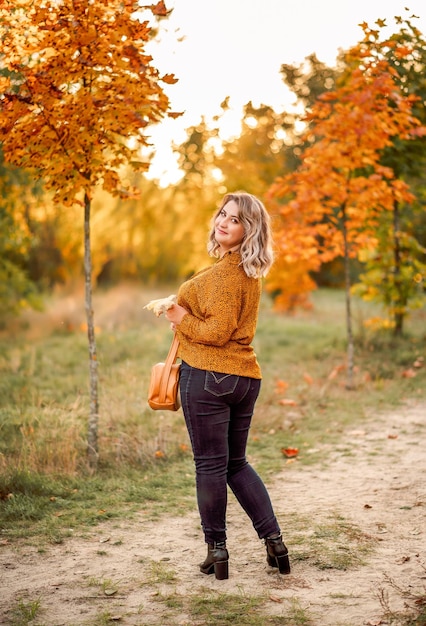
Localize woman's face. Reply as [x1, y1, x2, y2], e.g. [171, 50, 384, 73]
[214, 200, 245, 255]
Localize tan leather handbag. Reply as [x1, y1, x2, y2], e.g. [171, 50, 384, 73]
[148, 333, 181, 411]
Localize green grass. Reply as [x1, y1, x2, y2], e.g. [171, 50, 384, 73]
[152, 589, 314, 625]
[0, 287, 425, 547]
[143, 560, 179, 585]
[0, 460, 196, 541]
[86, 576, 120, 596]
[7, 597, 42, 626]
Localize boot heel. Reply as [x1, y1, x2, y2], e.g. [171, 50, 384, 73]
[275, 553, 291, 575]
[265, 534, 291, 575]
[214, 559, 229, 580]
[200, 542, 229, 579]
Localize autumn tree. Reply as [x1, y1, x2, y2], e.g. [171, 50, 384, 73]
[351, 15, 426, 334]
[269, 27, 423, 388]
[0, 0, 179, 467]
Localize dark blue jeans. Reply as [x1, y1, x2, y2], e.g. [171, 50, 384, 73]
[180, 361, 281, 544]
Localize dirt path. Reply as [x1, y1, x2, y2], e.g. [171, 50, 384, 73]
[1, 400, 425, 625]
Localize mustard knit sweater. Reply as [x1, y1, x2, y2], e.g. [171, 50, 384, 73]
[176, 251, 262, 379]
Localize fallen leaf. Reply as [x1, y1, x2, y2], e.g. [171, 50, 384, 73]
[269, 595, 283, 603]
[278, 398, 298, 406]
[303, 373, 314, 385]
[327, 364, 345, 380]
[275, 379, 289, 394]
[402, 368, 416, 378]
[282, 447, 299, 458]
[387, 433, 398, 439]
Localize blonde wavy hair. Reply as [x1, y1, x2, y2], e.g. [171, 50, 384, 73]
[207, 191, 274, 278]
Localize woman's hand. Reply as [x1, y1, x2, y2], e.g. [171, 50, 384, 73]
[165, 304, 188, 330]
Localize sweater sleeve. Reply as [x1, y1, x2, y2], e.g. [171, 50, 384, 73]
[177, 265, 242, 347]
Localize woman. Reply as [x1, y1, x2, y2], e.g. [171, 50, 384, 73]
[165, 191, 290, 580]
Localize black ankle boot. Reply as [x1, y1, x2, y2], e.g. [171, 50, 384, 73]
[265, 534, 290, 574]
[199, 541, 229, 580]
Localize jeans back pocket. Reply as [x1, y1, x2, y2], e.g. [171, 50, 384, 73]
[204, 371, 239, 397]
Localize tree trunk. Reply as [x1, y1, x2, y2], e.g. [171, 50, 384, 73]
[392, 200, 404, 336]
[84, 190, 99, 469]
[341, 204, 354, 390]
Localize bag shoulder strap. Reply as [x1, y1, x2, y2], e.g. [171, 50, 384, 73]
[165, 332, 179, 366]
[159, 333, 179, 401]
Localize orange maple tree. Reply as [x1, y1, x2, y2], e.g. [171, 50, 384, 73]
[0, 0, 179, 466]
[268, 25, 423, 387]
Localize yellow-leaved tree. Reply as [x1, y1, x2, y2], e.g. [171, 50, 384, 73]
[0, 0, 180, 467]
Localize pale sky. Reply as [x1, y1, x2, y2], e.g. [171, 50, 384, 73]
[145, 0, 426, 184]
